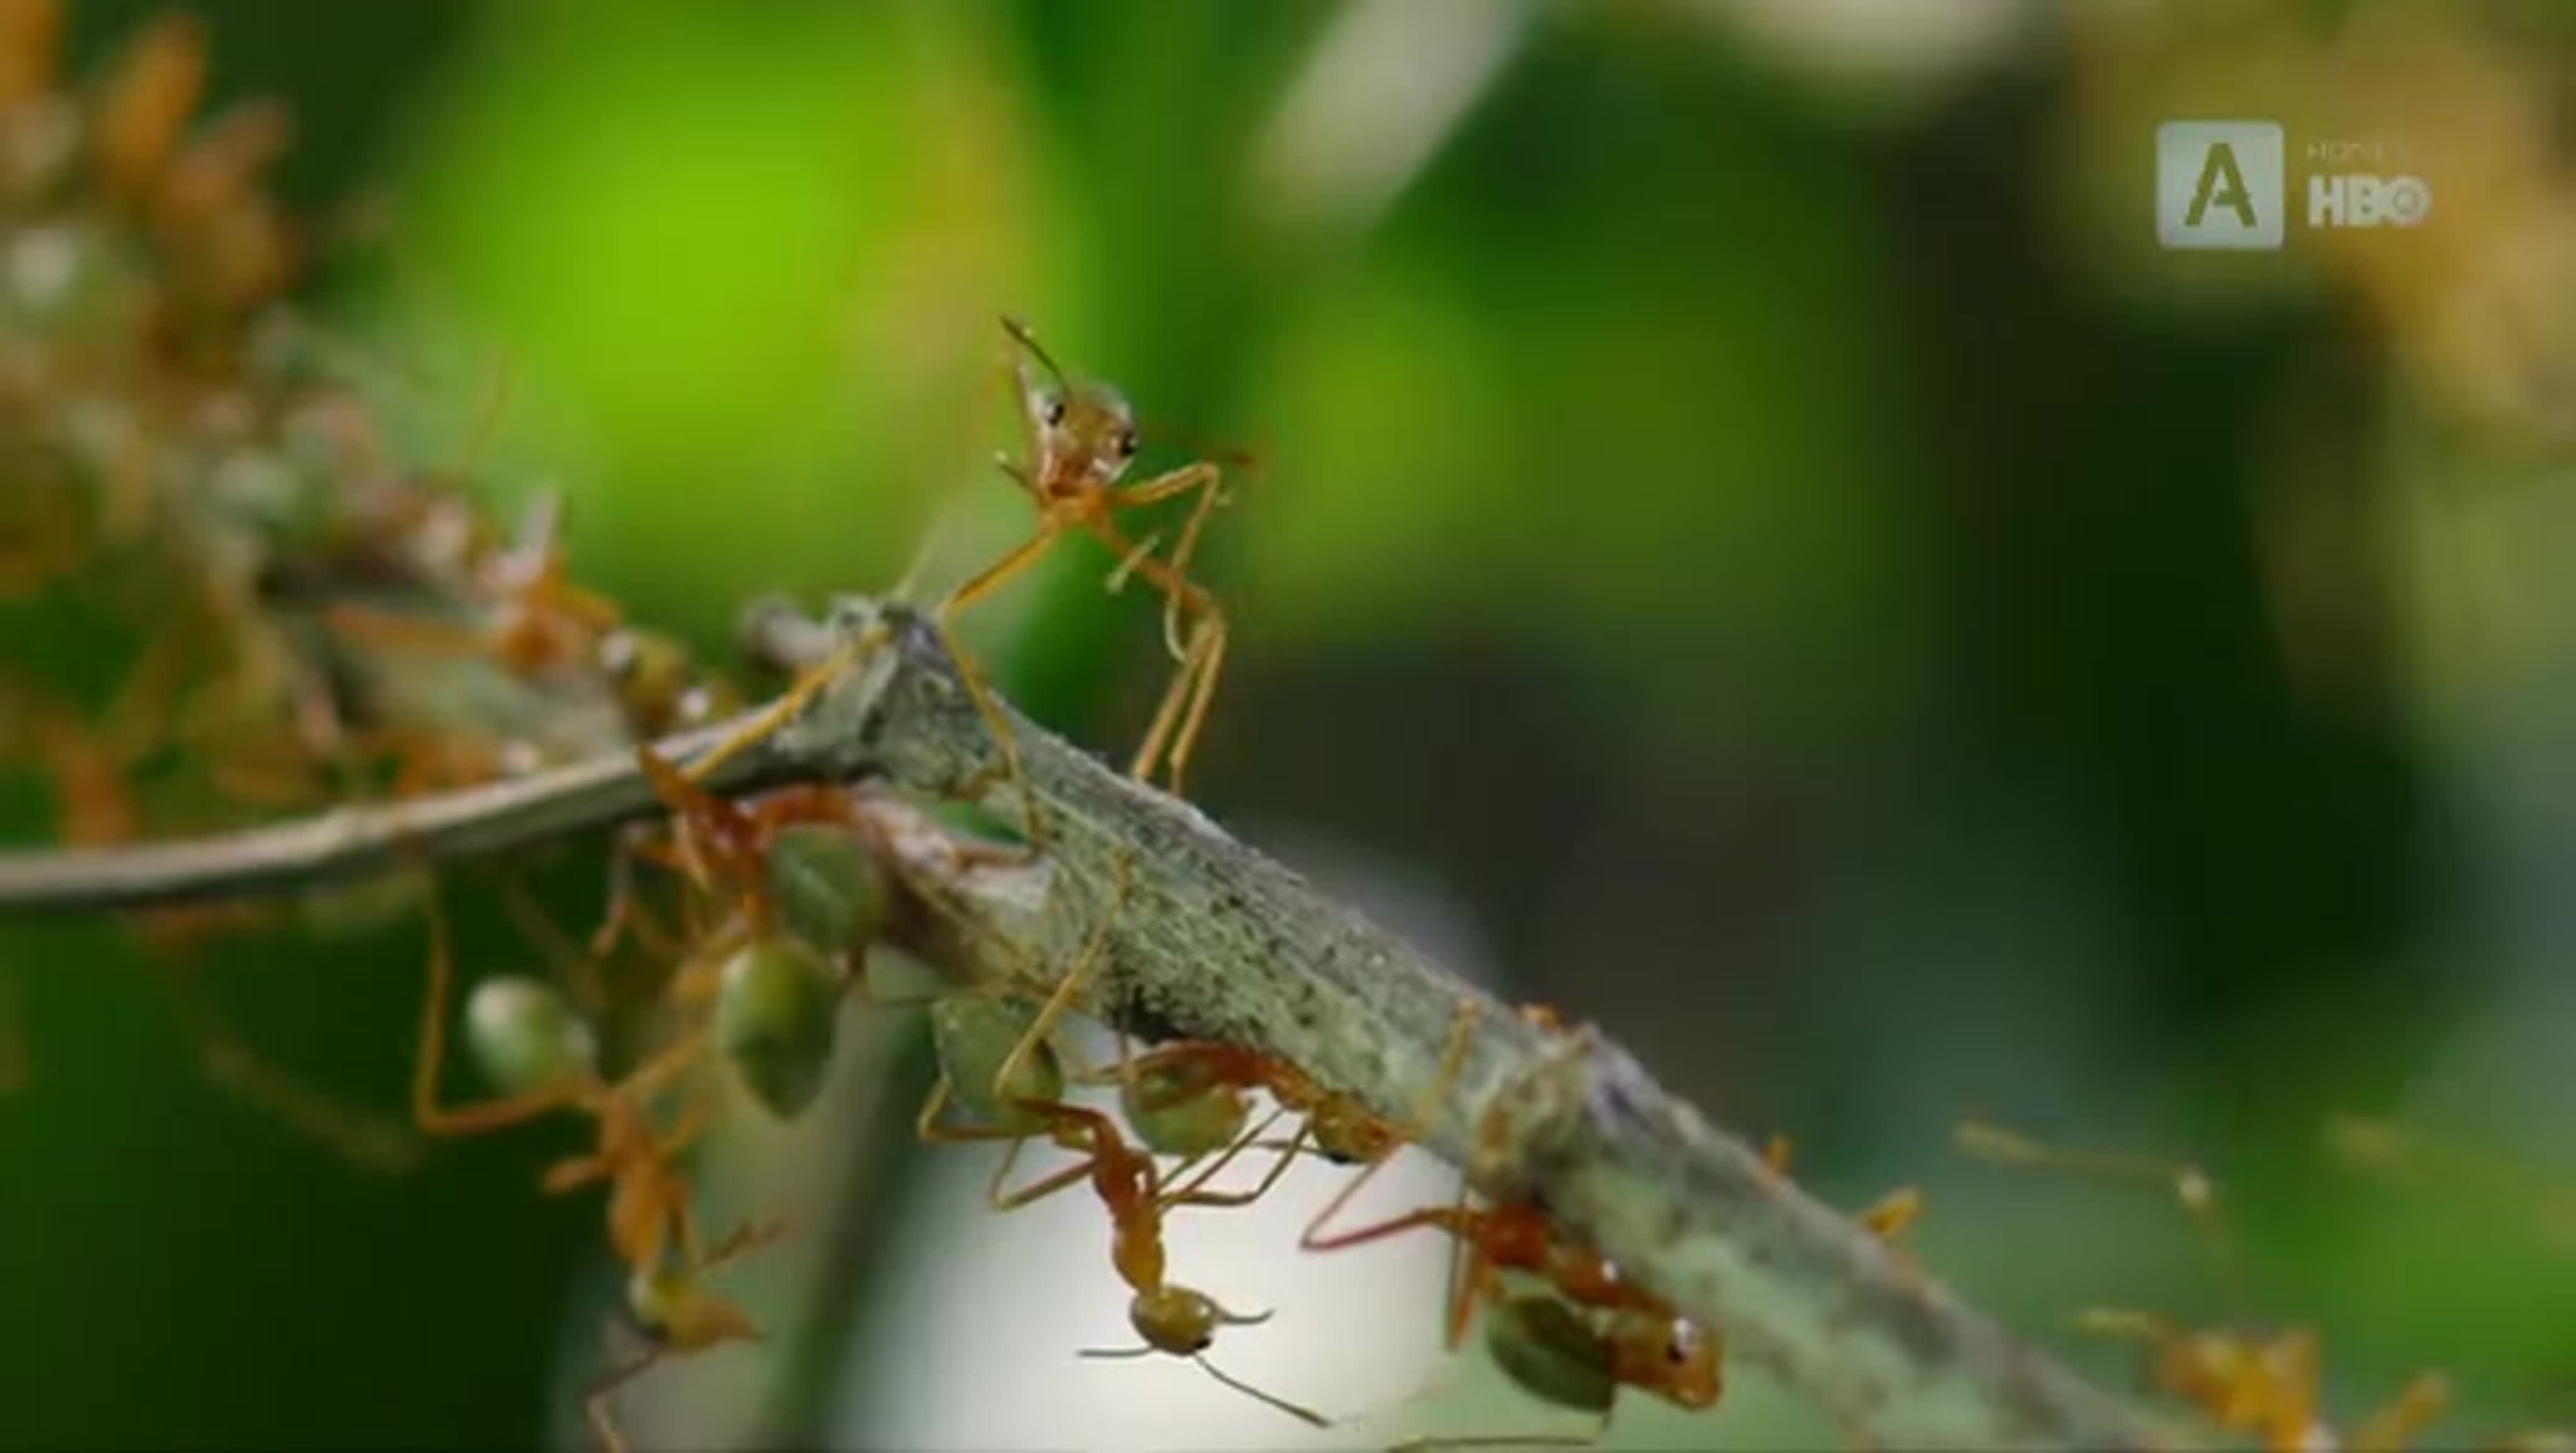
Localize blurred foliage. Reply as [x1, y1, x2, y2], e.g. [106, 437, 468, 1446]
[3, 0, 2573, 1448]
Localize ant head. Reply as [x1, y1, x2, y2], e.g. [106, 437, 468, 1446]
[1002, 315, 1141, 486]
[1130, 1285, 1270, 1358]
[625, 1267, 763, 1354]
[1309, 1099, 1398, 1165]
[1618, 1311, 1721, 1410]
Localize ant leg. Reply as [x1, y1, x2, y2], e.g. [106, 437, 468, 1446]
[1161, 1108, 1304, 1210]
[1111, 460, 1228, 664]
[1298, 1184, 1464, 1254]
[1182, 1355, 1331, 1430]
[989, 855, 1131, 1104]
[160, 962, 419, 1172]
[663, 919, 754, 1010]
[680, 618, 893, 786]
[906, 1072, 1085, 1207]
[2071, 1307, 2180, 1345]
[987, 1140, 1098, 1211]
[1301, 1001, 1480, 1250]
[1954, 1118, 2233, 1288]
[613, 1030, 711, 1107]
[635, 744, 767, 903]
[697, 1218, 790, 1272]
[322, 603, 494, 659]
[1158, 615, 1230, 798]
[583, 1346, 661, 1453]
[935, 521, 1069, 848]
[1085, 516, 1223, 793]
[413, 886, 586, 1137]
[590, 823, 687, 964]
[1859, 1185, 1923, 1242]
[2350, 1371, 2453, 1453]
[1070, 1343, 1330, 1429]
[502, 871, 611, 1016]
[1121, 607, 1204, 789]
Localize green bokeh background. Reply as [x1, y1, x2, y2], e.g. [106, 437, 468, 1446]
[4, 1, 2572, 1446]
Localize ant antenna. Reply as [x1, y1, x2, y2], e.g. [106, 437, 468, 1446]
[998, 314, 1069, 389]
[1079, 1347, 1330, 1428]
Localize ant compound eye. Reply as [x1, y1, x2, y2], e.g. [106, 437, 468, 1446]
[1041, 396, 1067, 427]
[1116, 428, 1139, 457]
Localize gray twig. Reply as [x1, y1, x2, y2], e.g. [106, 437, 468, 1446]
[0, 596, 2170, 1449]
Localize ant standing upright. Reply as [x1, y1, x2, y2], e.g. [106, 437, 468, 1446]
[685, 316, 1243, 843]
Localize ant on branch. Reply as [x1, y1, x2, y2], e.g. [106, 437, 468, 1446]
[411, 887, 785, 1453]
[682, 315, 1244, 846]
[882, 865, 1328, 1424]
[1287, 1003, 1720, 1445]
[1301, 1166, 1720, 1445]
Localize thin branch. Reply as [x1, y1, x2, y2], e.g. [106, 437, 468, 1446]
[0, 596, 2172, 1449]
[0, 720, 811, 915]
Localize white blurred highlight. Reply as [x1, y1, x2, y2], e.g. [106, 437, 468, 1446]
[1685, 0, 2031, 101]
[1248, 0, 1533, 240]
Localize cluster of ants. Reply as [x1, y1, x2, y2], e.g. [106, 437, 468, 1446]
[1, 7, 2567, 1452]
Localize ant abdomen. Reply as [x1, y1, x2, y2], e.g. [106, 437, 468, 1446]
[462, 975, 596, 1098]
[713, 935, 838, 1119]
[763, 823, 889, 963]
[1119, 1061, 1252, 1160]
[928, 996, 1065, 1134]
[1485, 1295, 1619, 1417]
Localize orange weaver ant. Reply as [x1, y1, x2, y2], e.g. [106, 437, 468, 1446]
[884, 863, 1325, 1424]
[1957, 1116, 2451, 1450]
[1301, 1166, 1720, 1445]
[987, 1095, 1328, 1427]
[681, 315, 1242, 847]
[411, 888, 782, 1453]
[1284, 1008, 1719, 1442]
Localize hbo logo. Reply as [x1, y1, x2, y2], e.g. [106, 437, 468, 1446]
[2308, 172, 2432, 229]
